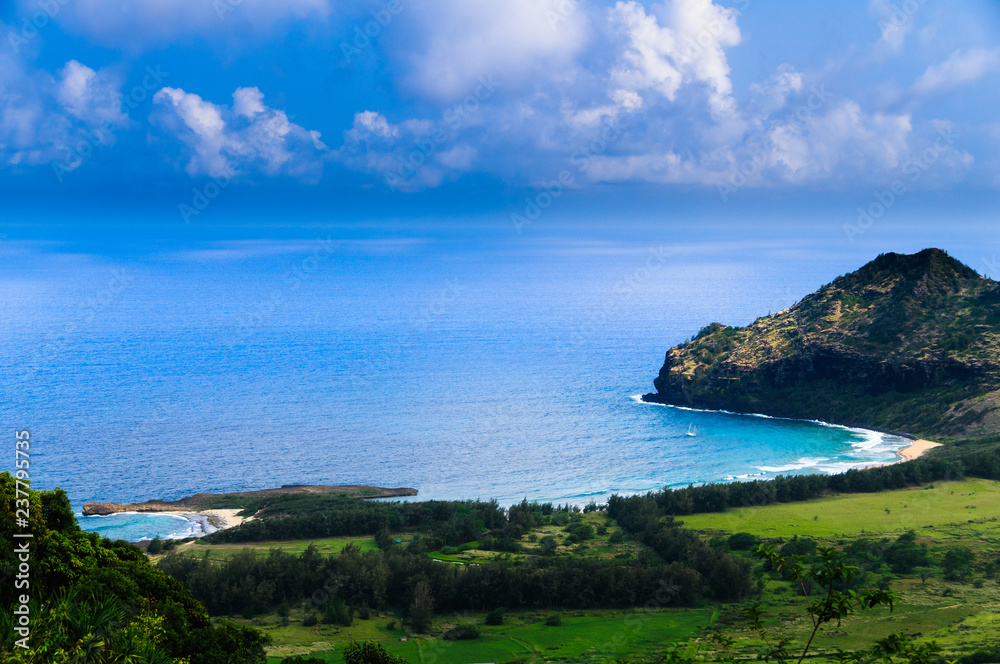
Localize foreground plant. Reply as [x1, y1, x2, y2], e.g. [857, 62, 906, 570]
[746, 544, 898, 664]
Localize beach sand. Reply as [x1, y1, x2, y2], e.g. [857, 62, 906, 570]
[146, 509, 252, 539]
[898, 438, 942, 462]
[199, 508, 251, 530]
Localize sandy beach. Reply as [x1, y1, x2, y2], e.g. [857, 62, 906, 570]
[897, 438, 942, 462]
[148, 509, 252, 539]
[199, 508, 251, 530]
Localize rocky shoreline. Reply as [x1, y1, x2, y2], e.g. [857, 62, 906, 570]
[82, 484, 418, 516]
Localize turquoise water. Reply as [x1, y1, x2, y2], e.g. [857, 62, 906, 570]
[2, 233, 910, 541]
[79, 512, 213, 541]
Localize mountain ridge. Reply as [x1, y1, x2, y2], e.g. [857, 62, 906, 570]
[642, 249, 1000, 440]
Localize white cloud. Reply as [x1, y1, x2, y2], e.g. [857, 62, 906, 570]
[337, 110, 487, 191]
[152, 86, 327, 181]
[748, 64, 802, 118]
[608, 0, 741, 118]
[870, 0, 917, 52]
[393, 0, 587, 100]
[913, 47, 1000, 94]
[0, 41, 126, 170]
[767, 101, 912, 183]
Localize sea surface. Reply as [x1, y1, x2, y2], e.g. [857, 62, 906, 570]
[1, 230, 912, 541]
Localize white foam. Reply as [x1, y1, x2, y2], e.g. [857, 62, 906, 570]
[756, 457, 830, 473]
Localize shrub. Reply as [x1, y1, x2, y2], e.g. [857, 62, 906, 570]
[443, 625, 480, 640]
[358, 606, 371, 619]
[324, 597, 353, 626]
[608, 530, 624, 544]
[727, 532, 760, 550]
[344, 640, 407, 664]
[545, 615, 562, 626]
[281, 656, 325, 664]
[485, 608, 504, 626]
[277, 602, 291, 617]
[146, 536, 163, 554]
[302, 613, 319, 627]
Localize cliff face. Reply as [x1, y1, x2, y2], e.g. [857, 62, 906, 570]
[644, 249, 1000, 440]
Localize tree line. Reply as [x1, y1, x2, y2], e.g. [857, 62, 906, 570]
[617, 439, 1000, 516]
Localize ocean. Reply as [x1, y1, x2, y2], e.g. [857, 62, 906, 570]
[1, 230, 910, 541]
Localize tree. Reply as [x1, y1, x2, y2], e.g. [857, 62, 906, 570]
[749, 544, 898, 664]
[147, 536, 164, 554]
[409, 579, 434, 633]
[943, 547, 976, 581]
[344, 641, 407, 664]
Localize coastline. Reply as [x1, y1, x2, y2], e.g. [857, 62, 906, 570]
[77, 508, 253, 542]
[634, 394, 946, 471]
[897, 438, 942, 462]
[159, 508, 253, 537]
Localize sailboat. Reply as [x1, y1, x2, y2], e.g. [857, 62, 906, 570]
[685, 423, 697, 437]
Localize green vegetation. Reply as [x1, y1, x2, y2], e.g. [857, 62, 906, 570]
[0, 472, 269, 663]
[677, 479, 1000, 538]
[167, 536, 380, 561]
[251, 607, 710, 663]
[645, 249, 1000, 440]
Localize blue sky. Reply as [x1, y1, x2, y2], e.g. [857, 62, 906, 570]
[1, 0, 999, 234]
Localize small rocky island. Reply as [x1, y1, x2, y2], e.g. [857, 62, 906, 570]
[644, 249, 1000, 441]
[83, 484, 418, 515]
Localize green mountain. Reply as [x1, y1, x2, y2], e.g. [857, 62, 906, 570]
[643, 249, 1000, 440]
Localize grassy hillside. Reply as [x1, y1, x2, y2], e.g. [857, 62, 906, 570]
[645, 249, 1000, 440]
[677, 478, 1000, 540]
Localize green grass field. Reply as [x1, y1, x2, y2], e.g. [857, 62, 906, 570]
[162, 535, 380, 560]
[678, 479, 1000, 541]
[253, 608, 712, 663]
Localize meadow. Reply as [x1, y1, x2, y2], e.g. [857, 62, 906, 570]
[250, 607, 711, 663]
[676, 479, 1000, 542]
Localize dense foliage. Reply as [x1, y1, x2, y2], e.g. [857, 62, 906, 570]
[205, 496, 508, 545]
[0, 472, 269, 664]
[158, 541, 720, 619]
